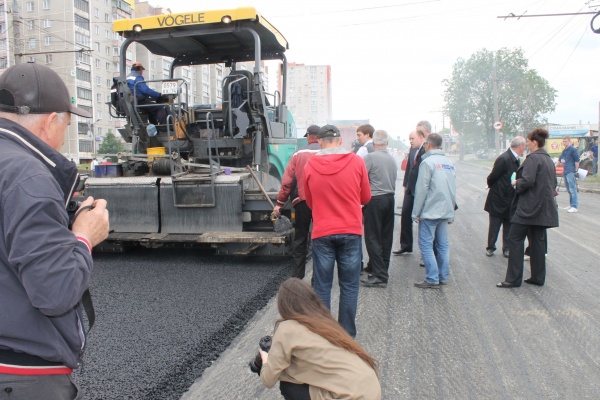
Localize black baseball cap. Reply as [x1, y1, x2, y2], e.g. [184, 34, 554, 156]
[0, 62, 92, 118]
[304, 124, 321, 137]
[318, 124, 341, 139]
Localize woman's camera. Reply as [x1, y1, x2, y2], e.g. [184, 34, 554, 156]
[248, 335, 272, 375]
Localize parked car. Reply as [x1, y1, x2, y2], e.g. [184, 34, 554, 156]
[475, 149, 488, 159]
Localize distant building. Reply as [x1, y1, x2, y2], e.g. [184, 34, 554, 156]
[287, 63, 332, 137]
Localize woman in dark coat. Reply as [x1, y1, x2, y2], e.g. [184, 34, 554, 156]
[497, 128, 559, 288]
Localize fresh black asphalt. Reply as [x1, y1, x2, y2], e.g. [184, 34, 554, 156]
[73, 248, 292, 400]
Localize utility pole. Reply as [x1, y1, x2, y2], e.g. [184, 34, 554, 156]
[493, 53, 500, 158]
[12, 0, 22, 64]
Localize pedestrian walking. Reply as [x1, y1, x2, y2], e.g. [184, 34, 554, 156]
[304, 125, 371, 337]
[0, 63, 109, 399]
[273, 125, 321, 280]
[556, 136, 579, 213]
[497, 128, 559, 288]
[361, 130, 397, 288]
[484, 136, 526, 258]
[412, 134, 456, 289]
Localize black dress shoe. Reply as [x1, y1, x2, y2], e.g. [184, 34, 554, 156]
[496, 281, 520, 288]
[485, 249, 494, 257]
[393, 248, 412, 255]
[524, 278, 544, 286]
[503, 250, 509, 258]
[361, 276, 387, 288]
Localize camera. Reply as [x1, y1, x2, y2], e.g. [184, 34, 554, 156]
[67, 200, 82, 213]
[248, 335, 272, 375]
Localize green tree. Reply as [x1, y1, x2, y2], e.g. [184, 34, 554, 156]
[443, 47, 557, 149]
[98, 130, 126, 155]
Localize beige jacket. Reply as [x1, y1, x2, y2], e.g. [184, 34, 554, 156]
[260, 320, 381, 400]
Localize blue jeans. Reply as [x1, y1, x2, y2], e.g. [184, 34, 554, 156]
[418, 219, 450, 284]
[564, 172, 578, 208]
[312, 234, 362, 337]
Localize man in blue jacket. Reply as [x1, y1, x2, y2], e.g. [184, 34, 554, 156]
[0, 63, 109, 399]
[412, 134, 456, 289]
[126, 61, 167, 125]
[556, 135, 580, 213]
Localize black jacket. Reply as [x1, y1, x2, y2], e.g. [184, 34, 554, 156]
[510, 148, 559, 228]
[484, 149, 519, 218]
[403, 145, 426, 196]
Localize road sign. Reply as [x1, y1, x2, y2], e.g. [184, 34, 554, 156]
[494, 121, 503, 130]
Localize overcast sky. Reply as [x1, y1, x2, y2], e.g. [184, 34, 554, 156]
[166, 0, 600, 141]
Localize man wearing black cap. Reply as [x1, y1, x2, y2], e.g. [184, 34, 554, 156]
[0, 62, 109, 399]
[273, 125, 321, 280]
[304, 125, 371, 338]
[126, 61, 167, 125]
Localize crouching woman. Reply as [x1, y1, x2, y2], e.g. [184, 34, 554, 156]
[259, 278, 381, 400]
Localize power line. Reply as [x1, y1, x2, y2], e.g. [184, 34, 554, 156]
[498, 11, 596, 19]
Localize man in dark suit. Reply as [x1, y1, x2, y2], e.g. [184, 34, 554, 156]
[394, 129, 426, 255]
[484, 136, 526, 257]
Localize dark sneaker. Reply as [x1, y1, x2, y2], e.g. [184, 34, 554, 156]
[485, 249, 494, 257]
[503, 250, 509, 258]
[414, 280, 440, 289]
[361, 276, 387, 288]
[439, 281, 448, 286]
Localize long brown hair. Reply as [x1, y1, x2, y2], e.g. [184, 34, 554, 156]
[275, 278, 377, 372]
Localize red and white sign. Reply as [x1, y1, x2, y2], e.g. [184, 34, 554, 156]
[493, 121, 503, 130]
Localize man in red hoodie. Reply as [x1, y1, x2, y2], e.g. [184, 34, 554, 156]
[304, 125, 372, 338]
[273, 124, 321, 279]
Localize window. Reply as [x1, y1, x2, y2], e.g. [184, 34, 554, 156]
[94, 8, 99, 18]
[76, 52, 91, 65]
[44, 36, 51, 46]
[45, 54, 53, 64]
[76, 68, 91, 82]
[78, 105, 92, 116]
[96, 93, 102, 103]
[113, 47, 119, 56]
[104, 30, 109, 39]
[94, 42, 99, 51]
[27, 20, 35, 30]
[0, 58, 7, 69]
[95, 59, 100, 69]
[96, 110, 102, 120]
[28, 56, 35, 63]
[0, 41, 6, 51]
[26, 2, 34, 12]
[43, 0, 50, 10]
[28, 38, 36, 48]
[95, 25, 100, 35]
[105, 46, 110, 55]
[77, 87, 92, 100]
[74, 0, 89, 13]
[96, 76, 101, 86]
[105, 13, 110, 23]
[43, 19, 51, 28]
[151, 60, 155, 69]
[74, 15, 89, 30]
[105, 62, 110, 72]
[75, 33, 90, 47]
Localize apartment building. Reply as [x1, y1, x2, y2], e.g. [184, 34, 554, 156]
[287, 63, 332, 137]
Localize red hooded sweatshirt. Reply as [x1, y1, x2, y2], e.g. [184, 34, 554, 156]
[304, 149, 371, 240]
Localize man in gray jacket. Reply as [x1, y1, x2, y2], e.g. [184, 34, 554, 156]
[361, 130, 397, 288]
[412, 134, 456, 289]
[0, 63, 109, 399]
